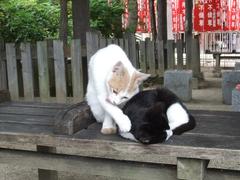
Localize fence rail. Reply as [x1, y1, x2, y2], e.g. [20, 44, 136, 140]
[0, 32, 191, 103]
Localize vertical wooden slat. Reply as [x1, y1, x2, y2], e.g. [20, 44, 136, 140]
[123, 34, 129, 57]
[20, 43, 34, 101]
[107, 38, 112, 45]
[191, 37, 201, 78]
[112, 38, 118, 45]
[53, 40, 67, 103]
[0, 41, 7, 90]
[71, 39, 84, 103]
[119, 39, 124, 49]
[6, 43, 19, 100]
[86, 31, 99, 63]
[177, 39, 184, 69]
[128, 34, 137, 67]
[99, 37, 106, 49]
[37, 41, 50, 102]
[156, 40, 165, 76]
[167, 40, 175, 69]
[146, 38, 155, 75]
[139, 41, 147, 73]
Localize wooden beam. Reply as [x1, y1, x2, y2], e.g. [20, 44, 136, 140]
[185, 0, 193, 69]
[0, 148, 176, 180]
[177, 158, 209, 180]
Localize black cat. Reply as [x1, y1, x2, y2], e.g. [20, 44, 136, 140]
[120, 88, 196, 144]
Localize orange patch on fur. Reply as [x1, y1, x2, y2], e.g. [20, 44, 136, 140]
[108, 66, 130, 93]
[127, 72, 139, 93]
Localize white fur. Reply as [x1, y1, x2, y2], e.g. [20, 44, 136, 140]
[166, 103, 189, 130]
[86, 45, 148, 133]
[120, 132, 138, 142]
[165, 130, 173, 141]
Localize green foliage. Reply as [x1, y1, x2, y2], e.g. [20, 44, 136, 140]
[0, 0, 60, 42]
[90, 0, 124, 38]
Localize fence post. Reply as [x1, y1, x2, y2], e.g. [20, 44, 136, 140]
[156, 40, 165, 76]
[146, 38, 156, 75]
[167, 40, 175, 69]
[191, 37, 201, 78]
[6, 43, 19, 101]
[71, 39, 84, 103]
[177, 39, 184, 69]
[139, 41, 147, 73]
[53, 40, 67, 103]
[128, 33, 137, 68]
[86, 31, 100, 63]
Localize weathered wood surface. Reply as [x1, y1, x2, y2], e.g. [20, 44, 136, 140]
[0, 102, 240, 173]
[54, 101, 95, 135]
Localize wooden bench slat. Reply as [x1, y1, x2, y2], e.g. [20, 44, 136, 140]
[0, 106, 59, 116]
[0, 114, 53, 126]
[0, 101, 68, 109]
[0, 123, 53, 134]
[146, 38, 156, 75]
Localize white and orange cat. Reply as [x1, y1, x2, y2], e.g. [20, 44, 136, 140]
[86, 45, 150, 134]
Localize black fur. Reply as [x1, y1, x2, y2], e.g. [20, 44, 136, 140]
[122, 88, 196, 144]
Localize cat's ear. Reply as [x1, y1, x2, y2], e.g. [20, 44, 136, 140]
[135, 72, 151, 85]
[112, 61, 124, 73]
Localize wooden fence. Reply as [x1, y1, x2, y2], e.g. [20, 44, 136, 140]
[0, 31, 194, 103]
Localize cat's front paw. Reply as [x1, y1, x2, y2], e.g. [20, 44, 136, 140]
[117, 115, 132, 133]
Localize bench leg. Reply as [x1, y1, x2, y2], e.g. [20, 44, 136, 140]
[37, 146, 58, 180]
[177, 158, 209, 180]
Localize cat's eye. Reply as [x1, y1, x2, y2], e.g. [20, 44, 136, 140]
[122, 96, 128, 100]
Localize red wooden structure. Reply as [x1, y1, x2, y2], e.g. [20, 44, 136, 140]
[123, 0, 240, 33]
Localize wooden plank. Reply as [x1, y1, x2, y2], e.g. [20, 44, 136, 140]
[177, 39, 184, 69]
[0, 101, 67, 109]
[107, 38, 112, 45]
[0, 90, 10, 103]
[6, 43, 19, 100]
[177, 158, 209, 180]
[71, 39, 84, 102]
[20, 43, 34, 100]
[139, 41, 147, 73]
[86, 31, 100, 63]
[0, 123, 53, 134]
[0, 130, 240, 171]
[118, 39, 124, 49]
[156, 40, 165, 76]
[54, 101, 95, 135]
[167, 40, 175, 69]
[128, 34, 137, 67]
[0, 148, 177, 180]
[99, 37, 106, 48]
[37, 41, 50, 102]
[53, 40, 67, 103]
[0, 106, 60, 116]
[0, 114, 53, 126]
[145, 38, 156, 75]
[123, 34, 129, 57]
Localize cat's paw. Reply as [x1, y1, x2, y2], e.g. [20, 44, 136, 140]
[101, 127, 117, 134]
[117, 115, 132, 133]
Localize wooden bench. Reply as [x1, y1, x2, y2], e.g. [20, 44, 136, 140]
[0, 93, 240, 180]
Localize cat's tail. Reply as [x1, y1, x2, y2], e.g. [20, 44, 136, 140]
[173, 114, 196, 135]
